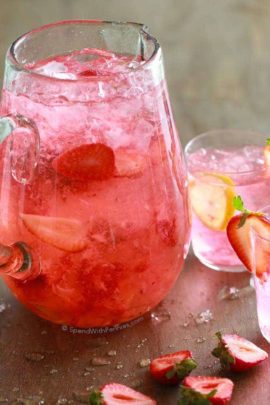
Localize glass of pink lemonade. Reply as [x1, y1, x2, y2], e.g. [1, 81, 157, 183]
[250, 209, 270, 342]
[185, 129, 270, 272]
[0, 21, 190, 327]
[226, 202, 270, 342]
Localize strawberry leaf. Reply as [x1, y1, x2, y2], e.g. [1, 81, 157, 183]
[89, 390, 104, 405]
[211, 331, 234, 368]
[233, 195, 245, 212]
[176, 358, 198, 380]
[166, 358, 197, 380]
[178, 386, 217, 405]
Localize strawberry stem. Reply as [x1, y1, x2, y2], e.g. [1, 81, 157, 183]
[233, 195, 263, 228]
[178, 386, 217, 405]
[166, 358, 197, 380]
[211, 331, 234, 368]
[89, 390, 104, 405]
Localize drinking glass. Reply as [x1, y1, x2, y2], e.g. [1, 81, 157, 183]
[251, 207, 270, 342]
[185, 129, 269, 272]
[0, 20, 190, 327]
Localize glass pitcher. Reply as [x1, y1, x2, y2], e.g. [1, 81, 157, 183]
[0, 20, 190, 327]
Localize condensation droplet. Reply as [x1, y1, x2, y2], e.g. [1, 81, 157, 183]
[24, 352, 45, 362]
[91, 357, 111, 366]
[138, 358, 151, 368]
[115, 363, 123, 370]
[195, 309, 213, 325]
[196, 337, 206, 344]
[151, 308, 171, 324]
[107, 350, 117, 357]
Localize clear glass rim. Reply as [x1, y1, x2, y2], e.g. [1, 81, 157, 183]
[7, 19, 161, 82]
[184, 128, 268, 176]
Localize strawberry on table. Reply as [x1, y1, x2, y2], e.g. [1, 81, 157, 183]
[20, 214, 87, 252]
[89, 383, 156, 404]
[179, 376, 234, 405]
[52, 143, 115, 181]
[212, 331, 268, 372]
[150, 350, 197, 385]
[226, 195, 270, 280]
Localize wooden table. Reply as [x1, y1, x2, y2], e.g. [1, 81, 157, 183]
[0, 254, 269, 405]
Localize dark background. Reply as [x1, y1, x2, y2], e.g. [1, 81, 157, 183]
[1, 0, 270, 145]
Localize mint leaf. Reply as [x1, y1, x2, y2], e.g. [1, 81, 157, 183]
[89, 390, 104, 405]
[233, 195, 245, 212]
[266, 138, 270, 146]
[232, 195, 264, 228]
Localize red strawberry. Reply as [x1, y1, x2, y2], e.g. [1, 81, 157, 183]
[21, 214, 87, 252]
[52, 143, 115, 181]
[212, 332, 268, 372]
[114, 148, 145, 178]
[150, 350, 197, 385]
[180, 376, 234, 405]
[227, 213, 270, 280]
[89, 383, 156, 404]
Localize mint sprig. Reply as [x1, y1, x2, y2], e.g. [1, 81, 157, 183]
[233, 195, 262, 228]
[178, 386, 217, 405]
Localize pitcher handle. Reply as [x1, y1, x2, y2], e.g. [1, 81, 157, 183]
[0, 114, 40, 184]
[0, 114, 40, 280]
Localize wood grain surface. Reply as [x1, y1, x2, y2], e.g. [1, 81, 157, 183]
[0, 255, 267, 404]
[1, 1, 270, 404]
[0, 255, 270, 405]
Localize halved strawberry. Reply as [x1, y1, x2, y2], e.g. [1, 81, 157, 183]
[114, 148, 145, 178]
[89, 383, 156, 404]
[52, 143, 115, 181]
[150, 350, 197, 385]
[212, 332, 268, 372]
[227, 213, 270, 279]
[21, 214, 87, 252]
[180, 376, 234, 405]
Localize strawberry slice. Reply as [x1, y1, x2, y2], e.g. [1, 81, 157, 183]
[114, 148, 145, 178]
[212, 332, 268, 372]
[52, 143, 115, 181]
[89, 383, 156, 404]
[21, 214, 87, 252]
[227, 213, 270, 279]
[150, 350, 197, 385]
[180, 376, 234, 405]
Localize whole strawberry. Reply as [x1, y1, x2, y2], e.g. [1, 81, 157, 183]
[150, 350, 197, 385]
[212, 331, 268, 372]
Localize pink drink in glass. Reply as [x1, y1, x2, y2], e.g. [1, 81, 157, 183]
[0, 22, 190, 327]
[185, 130, 270, 272]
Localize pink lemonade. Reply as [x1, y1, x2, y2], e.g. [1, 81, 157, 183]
[186, 141, 270, 271]
[0, 45, 190, 327]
